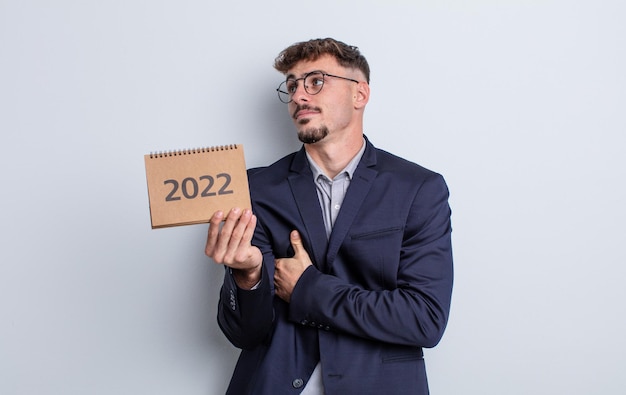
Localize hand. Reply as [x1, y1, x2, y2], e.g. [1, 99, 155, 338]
[274, 230, 313, 303]
[205, 208, 262, 289]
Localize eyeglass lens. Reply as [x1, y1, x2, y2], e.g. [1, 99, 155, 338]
[277, 72, 325, 103]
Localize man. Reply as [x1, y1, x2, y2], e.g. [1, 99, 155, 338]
[205, 38, 453, 395]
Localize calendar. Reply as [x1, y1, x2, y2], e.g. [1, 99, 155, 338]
[144, 144, 251, 229]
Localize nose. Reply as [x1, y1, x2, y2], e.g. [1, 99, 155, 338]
[291, 81, 310, 104]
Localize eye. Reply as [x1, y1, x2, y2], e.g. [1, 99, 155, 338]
[310, 76, 324, 86]
[285, 80, 297, 93]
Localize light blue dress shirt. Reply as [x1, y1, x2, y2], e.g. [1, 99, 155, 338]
[299, 139, 366, 394]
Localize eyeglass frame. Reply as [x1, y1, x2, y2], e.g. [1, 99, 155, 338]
[276, 71, 360, 103]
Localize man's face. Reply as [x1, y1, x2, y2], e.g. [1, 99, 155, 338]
[285, 55, 361, 145]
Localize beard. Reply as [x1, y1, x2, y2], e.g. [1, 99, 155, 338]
[293, 105, 328, 144]
[297, 124, 329, 144]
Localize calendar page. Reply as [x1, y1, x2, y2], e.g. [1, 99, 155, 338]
[144, 144, 251, 229]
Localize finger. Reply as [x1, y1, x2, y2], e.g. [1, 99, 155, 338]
[240, 211, 257, 245]
[230, 211, 257, 264]
[205, 211, 224, 257]
[227, 209, 253, 252]
[273, 262, 284, 295]
[214, 207, 243, 254]
[222, 210, 256, 266]
[273, 260, 280, 284]
[290, 230, 304, 257]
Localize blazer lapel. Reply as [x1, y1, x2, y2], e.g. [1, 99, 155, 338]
[326, 141, 378, 270]
[288, 148, 330, 272]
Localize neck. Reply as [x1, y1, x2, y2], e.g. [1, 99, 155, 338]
[305, 132, 364, 179]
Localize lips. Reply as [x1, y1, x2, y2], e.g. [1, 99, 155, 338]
[293, 106, 320, 119]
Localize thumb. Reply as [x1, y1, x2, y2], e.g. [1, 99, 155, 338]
[290, 230, 304, 256]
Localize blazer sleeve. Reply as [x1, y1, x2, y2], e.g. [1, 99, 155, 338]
[289, 172, 454, 348]
[216, 165, 287, 350]
[217, 254, 274, 350]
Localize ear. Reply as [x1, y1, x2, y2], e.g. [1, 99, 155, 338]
[353, 81, 370, 110]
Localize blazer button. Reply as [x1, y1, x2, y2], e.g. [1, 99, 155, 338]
[292, 378, 304, 389]
[229, 290, 236, 310]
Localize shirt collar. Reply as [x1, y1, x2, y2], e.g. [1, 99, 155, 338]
[306, 137, 366, 181]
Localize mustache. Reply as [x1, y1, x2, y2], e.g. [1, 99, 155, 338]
[292, 105, 321, 119]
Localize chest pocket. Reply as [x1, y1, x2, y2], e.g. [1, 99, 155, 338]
[333, 226, 404, 290]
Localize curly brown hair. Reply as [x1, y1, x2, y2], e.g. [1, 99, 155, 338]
[274, 38, 370, 83]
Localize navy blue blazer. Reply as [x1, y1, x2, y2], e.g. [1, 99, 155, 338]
[218, 137, 453, 395]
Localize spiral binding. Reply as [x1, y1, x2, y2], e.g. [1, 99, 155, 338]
[149, 144, 239, 159]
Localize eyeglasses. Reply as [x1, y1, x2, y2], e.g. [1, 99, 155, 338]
[276, 71, 359, 103]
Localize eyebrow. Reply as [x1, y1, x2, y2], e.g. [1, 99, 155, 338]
[285, 70, 326, 80]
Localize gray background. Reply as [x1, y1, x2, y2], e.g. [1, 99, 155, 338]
[1, 0, 625, 394]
